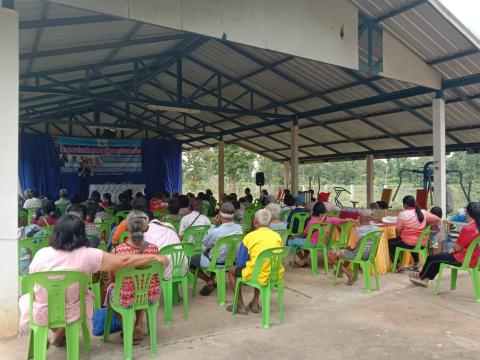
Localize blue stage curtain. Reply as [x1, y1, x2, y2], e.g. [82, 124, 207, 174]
[19, 133, 61, 198]
[142, 139, 182, 196]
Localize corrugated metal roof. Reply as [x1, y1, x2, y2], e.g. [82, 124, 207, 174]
[16, 0, 480, 161]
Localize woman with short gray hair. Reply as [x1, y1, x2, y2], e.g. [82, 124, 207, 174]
[265, 203, 287, 230]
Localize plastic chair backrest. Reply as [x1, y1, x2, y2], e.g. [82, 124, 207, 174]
[165, 218, 181, 233]
[304, 222, 333, 248]
[243, 208, 256, 232]
[56, 203, 68, 215]
[26, 271, 87, 328]
[249, 246, 289, 285]
[116, 210, 130, 223]
[208, 234, 243, 270]
[95, 222, 109, 243]
[19, 209, 28, 223]
[337, 222, 355, 248]
[353, 230, 384, 262]
[112, 262, 164, 310]
[119, 231, 129, 245]
[414, 225, 432, 250]
[280, 210, 291, 222]
[43, 225, 54, 236]
[288, 212, 310, 235]
[18, 236, 49, 259]
[459, 236, 480, 269]
[273, 228, 291, 245]
[105, 206, 115, 215]
[183, 225, 210, 254]
[202, 203, 210, 215]
[27, 209, 36, 225]
[326, 211, 341, 218]
[153, 210, 169, 219]
[159, 243, 192, 280]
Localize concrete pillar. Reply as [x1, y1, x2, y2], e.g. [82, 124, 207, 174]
[433, 94, 446, 214]
[218, 140, 225, 200]
[283, 161, 290, 189]
[0, 6, 19, 338]
[290, 121, 299, 195]
[366, 154, 374, 206]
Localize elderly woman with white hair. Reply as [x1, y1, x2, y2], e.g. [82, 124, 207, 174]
[55, 188, 71, 206]
[265, 203, 287, 230]
[227, 209, 283, 315]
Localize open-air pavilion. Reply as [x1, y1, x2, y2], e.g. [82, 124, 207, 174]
[1, 0, 480, 358]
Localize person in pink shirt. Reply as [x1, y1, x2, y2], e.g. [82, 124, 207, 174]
[18, 214, 169, 348]
[289, 202, 352, 267]
[388, 195, 440, 272]
[410, 202, 480, 287]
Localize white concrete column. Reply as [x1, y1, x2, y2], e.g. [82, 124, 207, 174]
[433, 94, 446, 213]
[218, 140, 225, 200]
[366, 154, 374, 206]
[0, 7, 19, 338]
[283, 161, 290, 189]
[290, 121, 299, 195]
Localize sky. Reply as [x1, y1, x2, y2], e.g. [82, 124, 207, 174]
[439, 0, 480, 38]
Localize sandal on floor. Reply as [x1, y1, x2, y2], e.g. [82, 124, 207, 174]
[133, 326, 143, 345]
[199, 283, 217, 296]
[347, 277, 359, 286]
[226, 304, 248, 315]
[407, 264, 420, 272]
[410, 278, 428, 288]
[248, 302, 260, 314]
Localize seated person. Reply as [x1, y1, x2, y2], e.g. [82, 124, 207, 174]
[160, 200, 181, 221]
[178, 198, 211, 239]
[231, 200, 243, 223]
[227, 209, 283, 314]
[113, 192, 132, 215]
[178, 195, 191, 216]
[55, 188, 70, 206]
[265, 203, 287, 230]
[89, 191, 104, 210]
[429, 206, 446, 253]
[68, 204, 99, 248]
[112, 197, 153, 246]
[388, 195, 440, 272]
[286, 194, 309, 234]
[189, 203, 243, 296]
[106, 211, 168, 344]
[289, 202, 352, 267]
[102, 193, 112, 209]
[149, 192, 168, 212]
[23, 188, 42, 210]
[410, 202, 480, 287]
[66, 193, 82, 213]
[31, 200, 57, 227]
[244, 187, 253, 204]
[328, 209, 378, 285]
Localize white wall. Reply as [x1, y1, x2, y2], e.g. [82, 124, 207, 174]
[0, 7, 19, 338]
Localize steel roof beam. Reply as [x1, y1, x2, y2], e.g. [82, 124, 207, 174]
[374, 0, 428, 23]
[428, 49, 479, 66]
[19, 15, 121, 29]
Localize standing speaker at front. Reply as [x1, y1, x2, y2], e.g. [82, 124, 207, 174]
[256, 172, 265, 186]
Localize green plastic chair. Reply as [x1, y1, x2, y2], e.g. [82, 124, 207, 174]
[288, 212, 310, 236]
[243, 208, 256, 233]
[25, 271, 92, 360]
[95, 222, 111, 244]
[19, 209, 28, 226]
[331, 222, 355, 250]
[91, 273, 102, 309]
[298, 222, 334, 276]
[182, 225, 210, 256]
[193, 234, 243, 306]
[326, 210, 341, 218]
[273, 228, 291, 245]
[105, 206, 115, 215]
[57, 203, 69, 215]
[104, 262, 164, 360]
[159, 243, 192, 325]
[19, 236, 49, 294]
[280, 210, 291, 222]
[391, 226, 431, 272]
[153, 210, 169, 219]
[333, 230, 384, 293]
[27, 208, 36, 225]
[232, 246, 289, 328]
[164, 218, 181, 234]
[115, 210, 131, 224]
[43, 225, 54, 237]
[201, 202, 210, 216]
[119, 231, 129, 245]
[435, 236, 480, 303]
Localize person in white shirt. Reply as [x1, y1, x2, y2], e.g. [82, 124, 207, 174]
[178, 198, 211, 239]
[23, 188, 42, 209]
[55, 188, 71, 206]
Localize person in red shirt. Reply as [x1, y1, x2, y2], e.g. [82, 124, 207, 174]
[410, 202, 480, 287]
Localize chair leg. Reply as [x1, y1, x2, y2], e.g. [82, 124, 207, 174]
[181, 278, 189, 320]
[92, 282, 101, 309]
[66, 322, 80, 360]
[103, 305, 113, 342]
[81, 321, 92, 349]
[33, 328, 49, 360]
[353, 263, 359, 281]
[27, 329, 34, 360]
[162, 281, 173, 325]
[121, 311, 134, 360]
[333, 259, 343, 286]
[392, 248, 402, 273]
[191, 269, 199, 297]
[435, 264, 445, 295]
[232, 279, 242, 315]
[373, 261, 380, 291]
[361, 262, 371, 294]
[450, 268, 458, 290]
[310, 250, 318, 277]
[471, 270, 480, 303]
[216, 270, 226, 307]
[147, 305, 158, 356]
[260, 287, 271, 329]
[322, 249, 329, 275]
[277, 281, 285, 324]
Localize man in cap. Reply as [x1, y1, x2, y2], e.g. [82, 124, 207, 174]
[190, 202, 243, 296]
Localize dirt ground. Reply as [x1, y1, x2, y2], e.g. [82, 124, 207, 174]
[2, 267, 479, 360]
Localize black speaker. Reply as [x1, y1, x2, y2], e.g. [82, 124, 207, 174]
[255, 172, 265, 186]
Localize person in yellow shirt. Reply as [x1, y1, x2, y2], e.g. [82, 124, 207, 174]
[227, 209, 283, 315]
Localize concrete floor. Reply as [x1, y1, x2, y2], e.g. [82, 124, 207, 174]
[2, 267, 479, 360]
